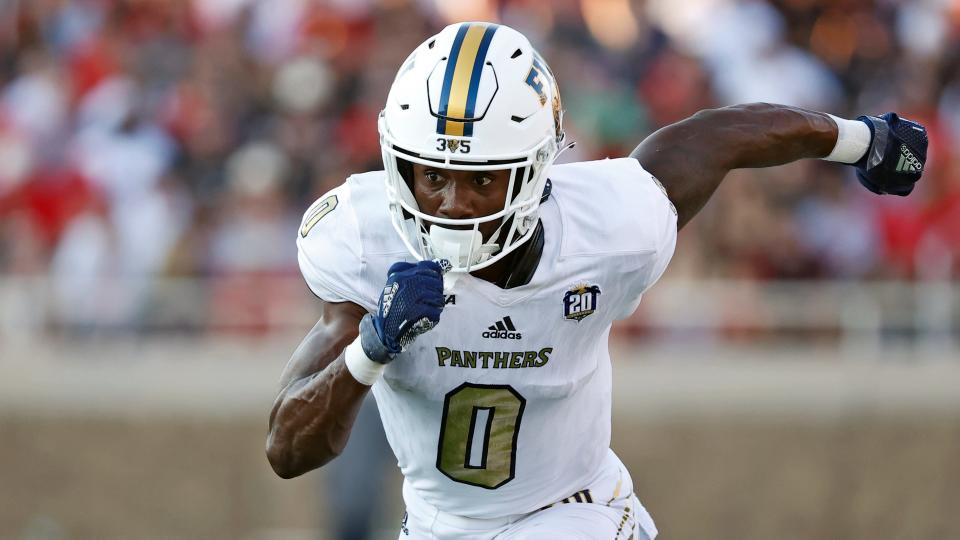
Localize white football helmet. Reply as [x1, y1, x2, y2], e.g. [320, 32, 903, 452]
[379, 22, 568, 273]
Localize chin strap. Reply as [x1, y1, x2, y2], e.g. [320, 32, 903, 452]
[499, 219, 544, 289]
[540, 178, 552, 204]
[499, 180, 550, 288]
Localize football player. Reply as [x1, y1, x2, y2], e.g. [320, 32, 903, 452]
[266, 22, 927, 539]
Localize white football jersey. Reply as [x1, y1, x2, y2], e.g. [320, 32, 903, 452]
[297, 157, 677, 519]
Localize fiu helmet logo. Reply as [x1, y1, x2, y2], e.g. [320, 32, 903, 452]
[563, 283, 601, 322]
[526, 51, 564, 141]
[525, 52, 552, 106]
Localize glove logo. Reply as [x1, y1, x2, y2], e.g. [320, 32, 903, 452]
[380, 283, 399, 318]
[855, 113, 927, 197]
[896, 145, 922, 173]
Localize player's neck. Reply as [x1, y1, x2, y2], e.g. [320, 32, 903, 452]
[470, 220, 544, 289]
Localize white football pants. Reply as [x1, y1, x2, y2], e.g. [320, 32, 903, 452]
[397, 449, 657, 540]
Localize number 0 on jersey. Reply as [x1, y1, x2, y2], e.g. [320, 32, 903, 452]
[436, 383, 526, 489]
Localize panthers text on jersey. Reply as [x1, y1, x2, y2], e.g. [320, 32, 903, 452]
[297, 157, 677, 519]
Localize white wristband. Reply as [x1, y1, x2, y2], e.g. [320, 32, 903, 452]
[823, 114, 871, 164]
[344, 337, 385, 385]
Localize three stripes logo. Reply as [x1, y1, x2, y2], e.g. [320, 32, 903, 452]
[896, 144, 922, 173]
[482, 316, 522, 340]
[538, 489, 594, 511]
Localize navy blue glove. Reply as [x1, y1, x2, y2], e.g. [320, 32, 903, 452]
[854, 112, 928, 196]
[358, 259, 449, 364]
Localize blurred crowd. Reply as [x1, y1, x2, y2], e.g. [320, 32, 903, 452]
[0, 0, 958, 334]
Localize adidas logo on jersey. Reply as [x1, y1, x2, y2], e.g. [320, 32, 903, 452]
[896, 144, 922, 173]
[482, 316, 522, 339]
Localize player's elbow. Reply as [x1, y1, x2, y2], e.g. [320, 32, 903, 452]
[265, 435, 299, 479]
[265, 433, 341, 479]
[269, 460, 318, 480]
[266, 446, 298, 479]
[268, 461, 299, 480]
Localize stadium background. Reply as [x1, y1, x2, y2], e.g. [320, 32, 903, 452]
[0, 0, 958, 539]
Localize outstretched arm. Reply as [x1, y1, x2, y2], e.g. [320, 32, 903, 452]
[631, 103, 927, 229]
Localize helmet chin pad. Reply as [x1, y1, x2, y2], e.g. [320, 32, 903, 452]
[428, 225, 498, 269]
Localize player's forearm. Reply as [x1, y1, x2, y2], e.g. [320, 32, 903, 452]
[266, 355, 369, 478]
[266, 306, 369, 478]
[632, 103, 837, 228]
[691, 103, 837, 168]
